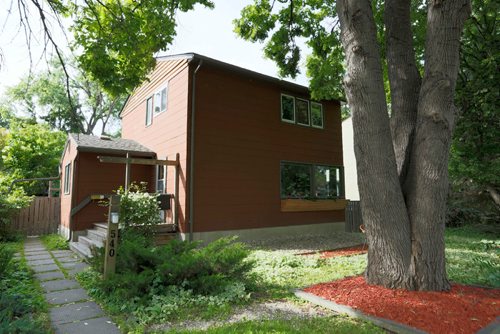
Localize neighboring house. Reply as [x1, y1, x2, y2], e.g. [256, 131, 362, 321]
[60, 53, 347, 247]
[342, 116, 360, 201]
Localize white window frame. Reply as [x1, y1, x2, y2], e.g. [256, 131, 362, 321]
[295, 98, 311, 126]
[154, 85, 168, 117]
[280, 94, 296, 124]
[64, 162, 71, 195]
[156, 164, 166, 194]
[310, 102, 324, 129]
[145, 96, 153, 126]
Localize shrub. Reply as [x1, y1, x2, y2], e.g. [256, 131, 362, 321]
[40, 234, 69, 250]
[0, 244, 14, 278]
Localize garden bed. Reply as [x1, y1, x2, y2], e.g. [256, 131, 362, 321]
[300, 245, 367, 258]
[303, 276, 500, 334]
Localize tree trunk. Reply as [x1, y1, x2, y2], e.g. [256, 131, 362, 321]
[337, 0, 413, 289]
[485, 185, 500, 207]
[405, 0, 471, 290]
[385, 0, 421, 188]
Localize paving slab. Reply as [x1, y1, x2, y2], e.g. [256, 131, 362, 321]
[31, 264, 60, 273]
[36, 271, 65, 281]
[27, 258, 56, 266]
[50, 301, 105, 324]
[45, 288, 90, 305]
[60, 261, 86, 270]
[67, 263, 90, 276]
[25, 254, 52, 260]
[40, 279, 80, 293]
[53, 316, 120, 334]
[56, 256, 80, 263]
[25, 247, 47, 252]
[51, 250, 75, 257]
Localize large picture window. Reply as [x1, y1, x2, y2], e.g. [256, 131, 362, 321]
[64, 163, 71, 195]
[281, 94, 295, 123]
[281, 162, 342, 199]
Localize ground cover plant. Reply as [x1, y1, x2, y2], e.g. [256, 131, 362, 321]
[0, 241, 51, 334]
[40, 234, 69, 251]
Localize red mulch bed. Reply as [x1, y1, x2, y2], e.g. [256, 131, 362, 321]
[300, 245, 367, 258]
[304, 276, 500, 334]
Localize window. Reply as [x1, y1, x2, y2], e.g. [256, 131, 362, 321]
[280, 162, 343, 199]
[281, 94, 295, 123]
[296, 98, 310, 126]
[280, 94, 323, 129]
[154, 85, 168, 116]
[145, 96, 153, 126]
[64, 163, 71, 195]
[311, 102, 323, 128]
[156, 165, 166, 193]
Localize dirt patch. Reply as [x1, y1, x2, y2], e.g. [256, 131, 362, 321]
[300, 245, 367, 258]
[304, 276, 500, 334]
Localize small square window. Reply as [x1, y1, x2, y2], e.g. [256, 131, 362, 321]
[145, 96, 153, 126]
[281, 94, 295, 123]
[311, 102, 323, 128]
[296, 99, 310, 126]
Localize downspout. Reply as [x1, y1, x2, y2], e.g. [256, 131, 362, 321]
[189, 59, 203, 242]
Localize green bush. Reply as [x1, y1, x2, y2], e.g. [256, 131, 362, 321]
[0, 244, 14, 278]
[40, 234, 69, 250]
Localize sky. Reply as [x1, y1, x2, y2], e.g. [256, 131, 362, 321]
[0, 1, 310, 96]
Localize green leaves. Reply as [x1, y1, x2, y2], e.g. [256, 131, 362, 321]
[71, 0, 214, 96]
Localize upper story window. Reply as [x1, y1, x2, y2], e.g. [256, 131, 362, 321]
[280, 162, 343, 199]
[64, 162, 71, 195]
[280, 94, 323, 129]
[154, 85, 168, 116]
[145, 96, 153, 126]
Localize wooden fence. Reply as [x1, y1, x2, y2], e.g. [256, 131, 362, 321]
[345, 200, 363, 233]
[10, 197, 60, 236]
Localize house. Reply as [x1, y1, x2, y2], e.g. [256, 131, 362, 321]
[60, 53, 347, 250]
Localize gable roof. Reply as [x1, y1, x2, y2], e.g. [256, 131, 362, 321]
[68, 133, 155, 157]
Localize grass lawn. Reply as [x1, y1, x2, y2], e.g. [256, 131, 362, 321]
[77, 224, 499, 333]
[0, 240, 52, 334]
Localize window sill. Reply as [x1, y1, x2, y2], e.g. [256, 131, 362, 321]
[281, 199, 348, 212]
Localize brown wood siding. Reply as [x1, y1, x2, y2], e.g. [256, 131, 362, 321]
[193, 65, 344, 233]
[60, 138, 77, 230]
[121, 60, 190, 232]
[72, 152, 153, 231]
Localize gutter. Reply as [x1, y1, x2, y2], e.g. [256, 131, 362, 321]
[188, 59, 203, 242]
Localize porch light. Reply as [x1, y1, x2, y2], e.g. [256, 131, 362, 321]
[110, 212, 119, 224]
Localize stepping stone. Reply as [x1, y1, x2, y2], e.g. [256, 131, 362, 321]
[53, 317, 120, 334]
[25, 251, 51, 257]
[36, 271, 65, 281]
[50, 301, 104, 324]
[25, 247, 46, 252]
[25, 254, 52, 260]
[32, 264, 60, 273]
[56, 256, 79, 263]
[51, 250, 74, 257]
[40, 279, 80, 293]
[67, 263, 90, 276]
[45, 288, 90, 305]
[27, 258, 56, 266]
[60, 261, 86, 270]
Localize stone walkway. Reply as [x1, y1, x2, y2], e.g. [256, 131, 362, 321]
[24, 237, 120, 334]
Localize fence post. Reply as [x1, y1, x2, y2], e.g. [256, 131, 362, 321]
[104, 195, 120, 279]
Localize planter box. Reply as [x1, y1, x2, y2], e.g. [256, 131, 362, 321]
[281, 199, 348, 212]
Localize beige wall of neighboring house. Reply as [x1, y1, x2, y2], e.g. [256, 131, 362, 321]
[342, 117, 360, 201]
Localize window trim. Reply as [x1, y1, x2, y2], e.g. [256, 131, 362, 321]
[310, 102, 324, 129]
[154, 85, 168, 117]
[280, 161, 344, 200]
[145, 96, 153, 127]
[280, 94, 296, 124]
[64, 162, 71, 195]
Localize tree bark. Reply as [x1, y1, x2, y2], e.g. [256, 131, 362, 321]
[405, 0, 471, 290]
[337, 0, 413, 289]
[385, 0, 421, 188]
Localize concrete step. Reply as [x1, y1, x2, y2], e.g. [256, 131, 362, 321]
[93, 223, 108, 233]
[87, 229, 107, 244]
[79, 236, 104, 249]
[69, 241, 92, 259]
